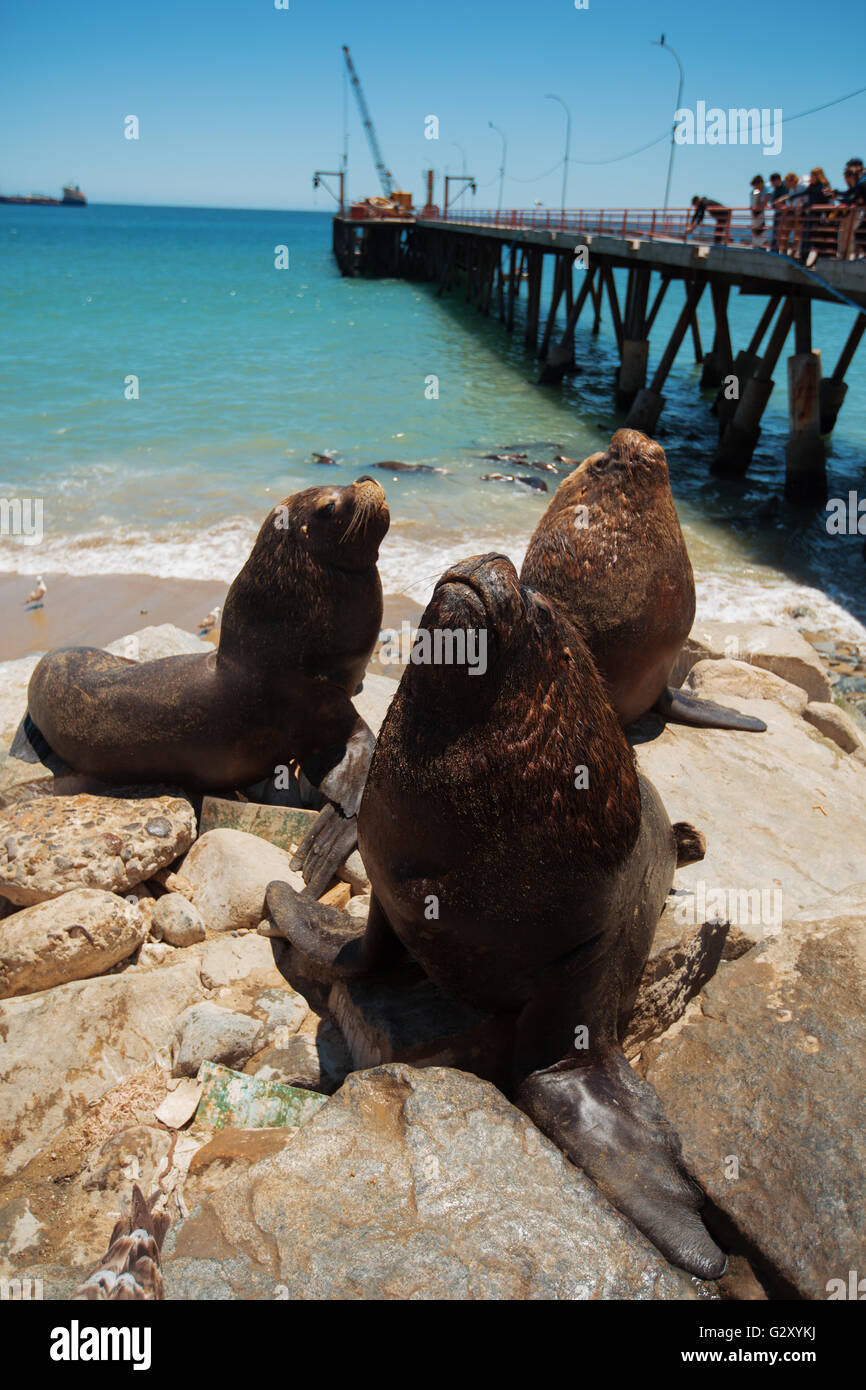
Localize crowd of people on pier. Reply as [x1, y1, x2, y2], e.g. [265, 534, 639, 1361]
[685, 158, 866, 262]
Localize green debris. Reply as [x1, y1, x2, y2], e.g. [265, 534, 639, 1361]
[194, 1062, 328, 1131]
[198, 797, 318, 854]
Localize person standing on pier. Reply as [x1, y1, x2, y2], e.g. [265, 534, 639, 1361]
[768, 172, 786, 251]
[750, 175, 769, 249]
[800, 166, 834, 265]
[685, 195, 732, 244]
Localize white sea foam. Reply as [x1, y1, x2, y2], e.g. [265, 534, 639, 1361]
[0, 518, 863, 646]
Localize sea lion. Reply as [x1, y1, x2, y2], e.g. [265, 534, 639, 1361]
[481, 473, 548, 492]
[520, 429, 766, 731]
[14, 478, 390, 889]
[371, 461, 449, 475]
[266, 554, 725, 1278]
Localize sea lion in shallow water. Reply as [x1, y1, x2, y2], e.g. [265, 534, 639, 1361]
[15, 479, 390, 886]
[267, 554, 725, 1278]
[520, 429, 766, 731]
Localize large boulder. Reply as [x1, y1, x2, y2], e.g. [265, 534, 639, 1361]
[672, 621, 832, 703]
[0, 792, 196, 906]
[0, 888, 147, 999]
[633, 672, 865, 932]
[640, 897, 866, 1299]
[0, 957, 205, 1176]
[167, 829, 304, 933]
[163, 1064, 704, 1300]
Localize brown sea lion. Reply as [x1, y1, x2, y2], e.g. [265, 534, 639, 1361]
[266, 554, 725, 1279]
[520, 429, 766, 731]
[13, 479, 390, 888]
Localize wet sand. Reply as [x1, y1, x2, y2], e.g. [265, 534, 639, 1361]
[0, 572, 424, 665]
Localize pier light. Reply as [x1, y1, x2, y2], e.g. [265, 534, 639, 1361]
[546, 94, 572, 222]
[652, 34, 685, 214]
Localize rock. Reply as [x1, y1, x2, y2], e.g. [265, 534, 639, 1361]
[345, 893, 371, 922]
[135, 941, 177, 970]
[671, 621, 831, 703]
[198, 798, 318, 855]
[640, 900, 866, 1299]
[150, 893, 205, 947]
[0, 653, 41, 749]
[252, 1032, 350, 1094]
[632, 691, 865, 923]
[104, 624, 211, 662]
[167, 829, 304, 933]
[163, 1065, 704, 1300]
[154, 1078, 203, 1130]
[0, 792, 196, 907]
[80, 1124, 172, 1193]
[803, 701, 866, 756]
[319, 881, 351, 909]
[171, 1002, 263, 1078]
[0, 957, 205, 1177]
[337, 850, 370, 894]
[198, 933, 291, 992]
[0, 889, 146, 999]
[253, 987, 309, 1046]
[188, 1127, 294, 1182]
[684, 658, 808, 715]
[622, 904, 730, 1056]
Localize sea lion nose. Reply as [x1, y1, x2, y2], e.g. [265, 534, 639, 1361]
[355, 475, 376, 485]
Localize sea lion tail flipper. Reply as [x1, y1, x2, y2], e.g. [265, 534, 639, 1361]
[672, 821, 706, 868]
[517, 1050, 727, 1281]
[265, 878, 368, 977]
[290, 803, 359, 899]
[9, 711, 72, 774]
[656, 686, 767, 733]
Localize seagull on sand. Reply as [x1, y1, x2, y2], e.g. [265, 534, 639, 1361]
[198, 605, 221, 634]
[24, 576, 46, 608]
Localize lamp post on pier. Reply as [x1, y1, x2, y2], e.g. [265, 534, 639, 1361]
[653, 34, 684, 215]
[488, 121, 507, 216]
[545, 93, 572, 222]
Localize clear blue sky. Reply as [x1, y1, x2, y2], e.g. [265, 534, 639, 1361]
[2, 0, 864, 210]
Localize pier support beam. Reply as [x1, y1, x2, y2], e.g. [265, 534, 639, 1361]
[713, 299, 794, 476]
[538, 264, 596, 384]
[626, 278, 706, 433]
[525, 250, 543, 349]
[819, 311, 866, 434]
[700, 284, 733, 388]
[616, 340, 650, 407]
[785, 351, 827, 504]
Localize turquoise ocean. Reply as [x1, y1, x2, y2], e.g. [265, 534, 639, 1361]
[1, 203, 864, 637]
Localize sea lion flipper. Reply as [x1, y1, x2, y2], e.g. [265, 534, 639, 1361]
[265, 878, 368, 976]
[517, 1051, 727, 1280]
[657, 686, 767, 733]
[291, 805, 359, 899]
[9, 711, 72, 774]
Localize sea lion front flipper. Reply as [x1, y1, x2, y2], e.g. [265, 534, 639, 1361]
[296, 717, 376, 894]
[265, 881, 401, 979]
[656, 686, 767, 733]
[9, 711, 73, 775]
[517, 1050, 726, 1280]
[290, 804, 359, 899]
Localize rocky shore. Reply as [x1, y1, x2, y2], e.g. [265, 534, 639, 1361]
[0, 620, 863, 1301]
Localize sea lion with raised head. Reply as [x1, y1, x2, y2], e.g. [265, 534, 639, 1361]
[520, 429, 766, 731]
[266, 553, 725, 1278]
[14, 478, 390, 888]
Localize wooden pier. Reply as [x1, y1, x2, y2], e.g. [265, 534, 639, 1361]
[331, 206, 866, 505]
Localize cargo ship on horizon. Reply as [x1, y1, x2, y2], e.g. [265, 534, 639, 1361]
[0, 182, 86, 206]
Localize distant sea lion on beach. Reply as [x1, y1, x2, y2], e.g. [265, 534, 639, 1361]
[520, 429, 766, 731]
[312, 451, 339, 465]
[481, 473, 549, 492]
[266, 554, 725, 1278]
[13, 478, 391, 888]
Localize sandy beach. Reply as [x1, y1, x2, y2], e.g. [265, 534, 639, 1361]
[0, 571, 425, 669]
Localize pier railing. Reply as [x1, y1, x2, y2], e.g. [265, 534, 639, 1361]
[434, 205, 864, 261]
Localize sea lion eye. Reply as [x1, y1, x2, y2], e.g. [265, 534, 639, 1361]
[320, 500, 336, 517]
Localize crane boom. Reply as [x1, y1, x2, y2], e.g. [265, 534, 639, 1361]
[342, 45, 394, 200]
